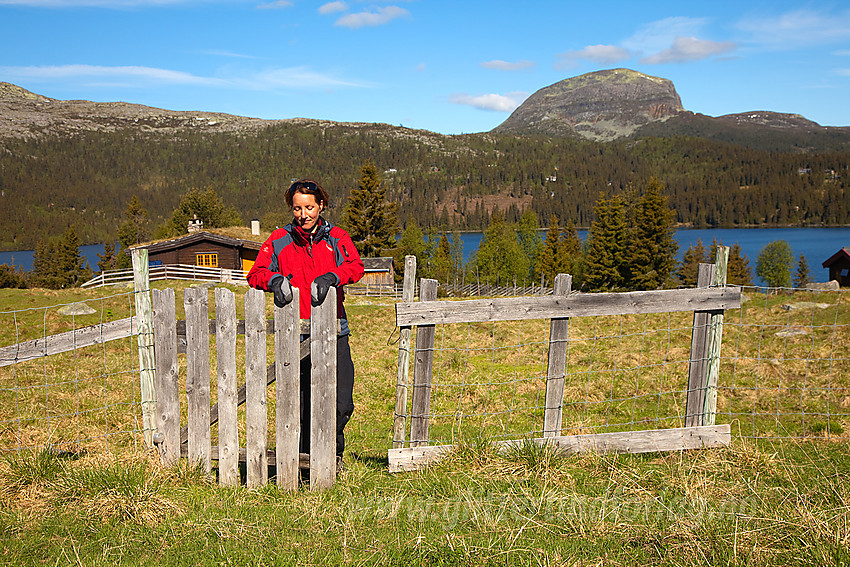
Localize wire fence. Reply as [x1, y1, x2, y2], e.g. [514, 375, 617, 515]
[1, 283, 847, 457]
[408, 285, 849, 446]
[0, 288, 145, 454]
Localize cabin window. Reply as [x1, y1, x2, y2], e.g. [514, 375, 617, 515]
[196, 253, 218, 267]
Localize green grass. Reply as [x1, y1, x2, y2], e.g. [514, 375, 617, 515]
[0, 284, 848, 564]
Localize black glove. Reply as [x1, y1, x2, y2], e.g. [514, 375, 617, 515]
[269, 275, 293, 308]
[311, 272, 339, 306]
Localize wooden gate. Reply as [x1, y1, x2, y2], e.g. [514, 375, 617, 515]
[151, 286, 338, 490]
[390, 249, 740, 472]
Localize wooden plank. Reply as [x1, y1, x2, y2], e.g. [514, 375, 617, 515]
[245, 287, 268, 488]
[180, 446, 310, 469]
[0, 317, 136, 368]
[685, 264, 716, 427]
[392, 255, 417, 448]
[132, 249, 157, 448]
[174, 318, 309, 337]
[409, 279, 438, 447]
[543, 274, 572, 437]
[310, 287, 337, 490]
[178, 337, 310, 445]
[704, 247, 729, 426]
[275, 288, 301, 491]
[215, 288, 239, 487]
[388, 425, 732, 472]
[395, 286, 741, 327]
[184, 286, 211, 472]
[152, 289, 179, 465]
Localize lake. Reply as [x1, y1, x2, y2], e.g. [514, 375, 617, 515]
[1, 228, 848, 285]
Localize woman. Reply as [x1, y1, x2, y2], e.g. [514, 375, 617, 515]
[247, 179, 364, 469]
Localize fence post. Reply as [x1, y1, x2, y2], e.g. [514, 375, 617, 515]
[704, 246, 729, 426]
[543, 273, 572, 437]
[311, 287, 337, 490]
[215, 288, 239, 486]
[245, 287, 268, 487]
[275, 288, 300, 490]
[393, 255, 417, 448]
[184, 286, 211, 472]
[131, 248, 157, 448]
[409, 278, 438, 447]
[151, 288, 179, 464]
[685, 264, 715, 427]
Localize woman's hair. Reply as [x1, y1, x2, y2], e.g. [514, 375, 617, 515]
[285, 179, 330, 209]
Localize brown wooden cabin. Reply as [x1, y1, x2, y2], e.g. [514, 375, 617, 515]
[136, 231, 262, 273]
[361, 257, 394, 288]
[822, 247, 850, 287]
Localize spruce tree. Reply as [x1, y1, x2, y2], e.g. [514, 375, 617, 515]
[97, 241, 117, 273]
[536, 214, 562, 284]
[583, 195, 627, 291]
[678, 239, 708, 287]
[449, 230, 464, 284]
[793, 254, 811, 288]
[30, 238, 60, 289]
[516, 210, 542, 278]
[727, 243, 754, 286]
[431, 233, 453, 284]
[56, 226, 91, 288]
[343, 160, 399, 257]
[161, 186, 241, 238]
[625, 177, 678, 290]
[394, 221, 430, 281]
[468, 211, 528, 286]
[117, 195, 151, 269]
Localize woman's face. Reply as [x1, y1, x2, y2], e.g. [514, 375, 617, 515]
[291, 191, 323, 232]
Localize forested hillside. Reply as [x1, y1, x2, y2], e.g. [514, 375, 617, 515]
[0, 121, 848, 250]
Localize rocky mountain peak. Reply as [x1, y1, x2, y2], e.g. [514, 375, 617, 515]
[492, 68, 684, 141]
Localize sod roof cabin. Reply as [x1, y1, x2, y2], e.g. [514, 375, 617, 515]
[822, 247, 850, 287]
[134, 230, 263, 273]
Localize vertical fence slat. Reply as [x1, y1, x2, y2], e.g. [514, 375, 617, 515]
[393, 255, 417, 448]
[543, 274, 572, 437]
[184, 286, 211, 472]
[275, 288, 301, 490]
[685, 263, 715, 427]
[245, 287, 268, 487]
[215, 288, 239, 486]
[311, 287, 338, 490]
[704, 246, 729, 426]
[152, 288, 179, 465]
[132, 248, 157, 448]
[409, 278, 438, 447]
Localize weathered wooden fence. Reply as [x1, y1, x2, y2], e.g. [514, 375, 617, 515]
[389, 249, 741, 472]
[152, 285, 338, 490]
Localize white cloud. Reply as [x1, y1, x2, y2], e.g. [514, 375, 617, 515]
[737, 8, 850, 49]
[835, 50, 850, 57]
[623, 16, 709, 55]
[196, 49, 261, 60]
[555, 45, 631, 69]
[0, 0, 184, 5]
[480, 60, 535, 71]
[0, 64, 221, 85]
[641, 36, 736, 64]
[449, 92, 528, 112]
[0, 64, 369, 91]
[257, 0, 292, 10]
[335, 5, 408, 28]
[318, 1, 346, 15]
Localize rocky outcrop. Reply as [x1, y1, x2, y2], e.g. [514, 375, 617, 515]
[492, 69, 684, 141]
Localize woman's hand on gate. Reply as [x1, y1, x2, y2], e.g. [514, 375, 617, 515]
[311, 272, 339, 306]
[270, 275, 293, 308]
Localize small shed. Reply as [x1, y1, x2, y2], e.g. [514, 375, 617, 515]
[822, 247, 850, 287]
[361, 257, 394, 288]
[135, 231, 262, 272]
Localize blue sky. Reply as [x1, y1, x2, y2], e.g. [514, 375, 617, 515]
[1, 0, 849, 135]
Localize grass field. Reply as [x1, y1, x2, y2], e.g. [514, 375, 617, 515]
[0, 283, 849, 565]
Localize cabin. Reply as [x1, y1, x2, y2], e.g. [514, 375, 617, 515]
[361, 257, 394, 288]
[822, 247, 850, 287]
[135, 231, 262, 273]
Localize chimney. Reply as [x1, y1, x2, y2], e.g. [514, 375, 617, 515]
[251, 219, 260, 236]
[188, 214, 203, 233]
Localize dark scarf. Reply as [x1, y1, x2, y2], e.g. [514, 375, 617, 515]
[291, 217, 324, 245]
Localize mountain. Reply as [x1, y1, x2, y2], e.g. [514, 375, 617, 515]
[493, 69, 850, 151]
[492, 69, 684, 141]
[0, 82, 276, 138]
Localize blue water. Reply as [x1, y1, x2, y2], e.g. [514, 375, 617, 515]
[449, 227, 850, 285]
[2, 228, 848, 285]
